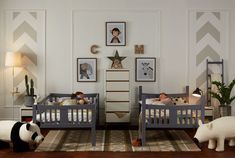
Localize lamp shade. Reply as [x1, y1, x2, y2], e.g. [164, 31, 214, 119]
[192, 88, 203, 97]
[5, 52, 22, 67]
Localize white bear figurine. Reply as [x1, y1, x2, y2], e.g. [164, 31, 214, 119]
[194, 116, 235, 151]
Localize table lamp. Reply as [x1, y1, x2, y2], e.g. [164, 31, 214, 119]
[192, 88, 203, 97]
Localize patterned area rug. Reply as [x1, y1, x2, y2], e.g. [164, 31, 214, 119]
[35, 130, 200, 152]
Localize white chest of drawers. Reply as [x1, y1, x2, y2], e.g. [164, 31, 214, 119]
[105, 69, 130, 123]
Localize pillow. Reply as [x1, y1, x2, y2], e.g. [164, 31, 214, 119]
[60, 99, 77, 106]
[152, 101, 165, 105]
[46, 97, 73, 105]
[145, 98, 168, 105]
[56, 97, 71, 103]
[145, 98, 159, 104]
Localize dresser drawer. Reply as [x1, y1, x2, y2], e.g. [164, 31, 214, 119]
[106, 82, 129, 91]
[106, 71, 129, 81]
[106, 112, 130, 123]
[106, 102, 129, 111]
[106, 92, 129, 101]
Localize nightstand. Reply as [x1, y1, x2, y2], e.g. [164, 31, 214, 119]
[204, 106, 214, 122]
[20, 106, 33, 122]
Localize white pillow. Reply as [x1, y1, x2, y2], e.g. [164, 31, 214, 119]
[145, 98, 159, 104]
[145, 98, 166, 105]
[61, 99, 77, 106]
[152, 101, 165, 105]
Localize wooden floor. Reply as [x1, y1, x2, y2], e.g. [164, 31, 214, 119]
[1, 129, 235, 158]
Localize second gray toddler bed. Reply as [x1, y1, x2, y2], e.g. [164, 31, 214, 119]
[139, 86, 205, 146]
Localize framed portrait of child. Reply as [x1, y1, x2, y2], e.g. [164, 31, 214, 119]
[106, 21, 126, 46]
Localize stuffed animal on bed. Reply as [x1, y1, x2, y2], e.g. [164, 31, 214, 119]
[194, 117, 235, 151]
[0, 120, 44, 152]
[72, 91, 89, 104]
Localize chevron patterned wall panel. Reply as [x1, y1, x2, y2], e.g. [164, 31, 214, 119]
[5, 10, 45, 105]
[188, 10, 229, 94]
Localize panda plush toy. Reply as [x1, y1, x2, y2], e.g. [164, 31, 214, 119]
[0, 120, 44, 152]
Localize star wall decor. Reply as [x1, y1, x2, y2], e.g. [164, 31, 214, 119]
[107, 50, 126, 69]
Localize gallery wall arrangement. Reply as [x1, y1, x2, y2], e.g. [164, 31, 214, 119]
[72, 9, 160, 124]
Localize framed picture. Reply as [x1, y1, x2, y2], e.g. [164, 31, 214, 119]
[135, 57, 156, 82]
[77, 58, 97, 82]
[106, 21, 126, 46]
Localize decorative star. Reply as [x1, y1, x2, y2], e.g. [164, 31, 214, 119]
[107, 50, 126, 69]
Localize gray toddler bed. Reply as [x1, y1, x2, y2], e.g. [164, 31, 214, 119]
[139, 86, 205, 146]
[32, 93, 99, 146]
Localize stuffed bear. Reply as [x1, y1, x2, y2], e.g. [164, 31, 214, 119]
[0, 120, 44, 152]
[71, 91, 88, 104]
[194, 116, 235, 151]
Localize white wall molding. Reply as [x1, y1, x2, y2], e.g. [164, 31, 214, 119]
[0, 6, 5, 106]
[4, 9, 46, 106]
[188, 10, 229, 93]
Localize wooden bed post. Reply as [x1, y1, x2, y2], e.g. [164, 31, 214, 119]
[139, 86, 142, 101]
[141, 95, 146, 146]
[91, 104, 96, 146]
[200, 95, 206, 123]
[32, 105, 37, 123]
[139, 86, 142, 113]
[186, 85, 189, 103]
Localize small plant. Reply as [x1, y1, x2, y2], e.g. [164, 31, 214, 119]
[210, 79, 235, 106]
[25, 75, 34, 96]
